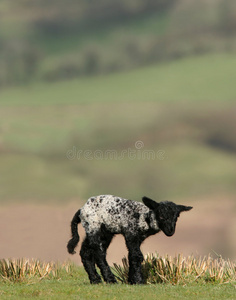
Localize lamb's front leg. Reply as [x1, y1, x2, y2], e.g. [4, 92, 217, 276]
[125, 235, 144, 284]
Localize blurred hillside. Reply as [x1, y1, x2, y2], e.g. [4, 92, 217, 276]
[1, 0, 236, 86]
[0, 55, 236, 203]
[0, 0, 236, 204]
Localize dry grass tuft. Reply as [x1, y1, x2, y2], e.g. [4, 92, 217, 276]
[0, 258, 73, 282]
[113, 253, 236, 285]
[1, 254, 235, 285]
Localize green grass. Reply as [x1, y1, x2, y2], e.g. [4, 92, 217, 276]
[1, 281, 235, 300]
[0, 268, 235, 300]
[1, 53, 236, 106]
[0, 256, 235, 300]
[1, 256, 235, 299]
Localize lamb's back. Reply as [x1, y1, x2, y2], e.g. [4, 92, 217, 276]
[80, 195, 150, 234]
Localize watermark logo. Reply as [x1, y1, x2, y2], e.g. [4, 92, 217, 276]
[66, 141, 167, 161]
[135, 140, 144, 150]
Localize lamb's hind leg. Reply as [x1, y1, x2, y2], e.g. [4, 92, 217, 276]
[125, 235, 144, 284]
[93, 230, 117, 283]
[80, 236, 102, 284]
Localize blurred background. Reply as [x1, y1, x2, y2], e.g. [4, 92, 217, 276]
[0, 0, 235, 263]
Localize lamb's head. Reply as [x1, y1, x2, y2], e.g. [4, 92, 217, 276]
[142, 196, 192, 237]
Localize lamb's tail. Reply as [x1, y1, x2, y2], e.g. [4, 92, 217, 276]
[67, 209, 81, 254]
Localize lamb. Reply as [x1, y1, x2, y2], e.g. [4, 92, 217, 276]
[67, 195, 192, 284]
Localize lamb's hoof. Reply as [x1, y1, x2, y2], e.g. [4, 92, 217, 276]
[129, 281, 145, 285]
[90, 276, 102, 284]
[128, 278, 145, 285]
[90, 279, 102, 284]
[106, 278, 117, 284]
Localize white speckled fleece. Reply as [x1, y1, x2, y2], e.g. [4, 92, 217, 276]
[80, 195, 159, 235]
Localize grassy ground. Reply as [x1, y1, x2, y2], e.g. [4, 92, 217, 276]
[0, 267, 235, 300]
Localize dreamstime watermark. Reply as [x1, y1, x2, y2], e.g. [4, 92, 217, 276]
[66, 141, 167, 161]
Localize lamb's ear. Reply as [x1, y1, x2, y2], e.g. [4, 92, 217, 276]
[142, 196, 159, 210]
[178, 205, 193, 213]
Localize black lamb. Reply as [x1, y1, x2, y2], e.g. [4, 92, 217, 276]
[67, 195, 192, 284]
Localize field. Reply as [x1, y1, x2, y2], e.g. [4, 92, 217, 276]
[0, 197, 235, 299]
[1, 52, 236, 299]
[1, 53, 236, 106]
[1, 53, 236, 203]
[1, 277, 235, 300]
[1, 1, 236, 298]
[0, 255, 235, 300]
